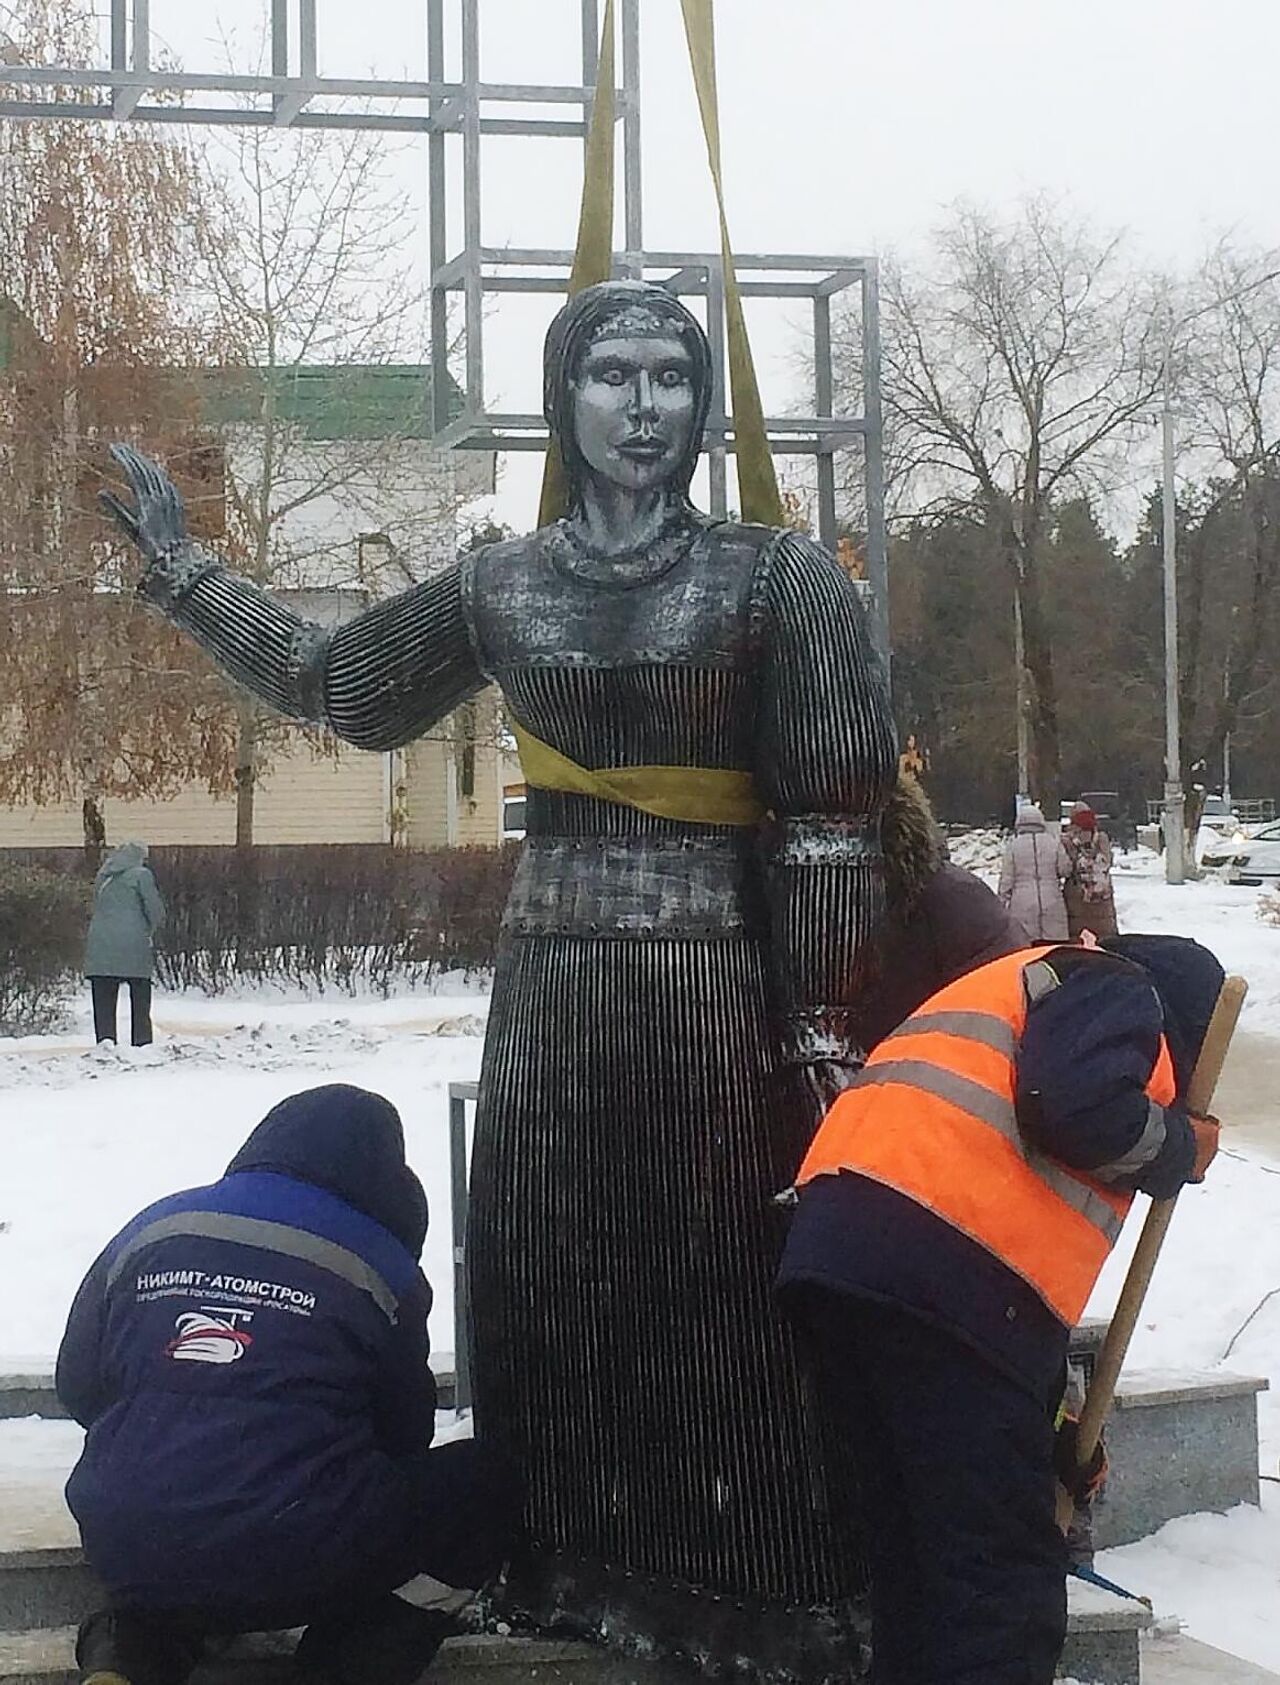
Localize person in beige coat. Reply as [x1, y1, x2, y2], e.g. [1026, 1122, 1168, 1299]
[998, 804, 1070, 941]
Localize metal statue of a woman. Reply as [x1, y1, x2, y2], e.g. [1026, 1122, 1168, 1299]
[103, 280, 897, 1679]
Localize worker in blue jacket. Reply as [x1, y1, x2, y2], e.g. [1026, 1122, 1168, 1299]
[57, 1084, 517, 1685]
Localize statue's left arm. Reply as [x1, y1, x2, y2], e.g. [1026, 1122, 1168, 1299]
[755, 532, 898, 1092]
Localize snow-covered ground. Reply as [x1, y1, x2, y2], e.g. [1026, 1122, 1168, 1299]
[1099, 1492, 1280, 1674]
[1, 854, 1278, 1664]
[0, 970, 492, 1364]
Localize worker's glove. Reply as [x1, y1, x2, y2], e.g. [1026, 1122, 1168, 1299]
[1054, 1416, 1108, 1507]
[1189, 1112, 1221, 1184]
[100, 443, 190, 565]
[800, 1058, 861, 1118]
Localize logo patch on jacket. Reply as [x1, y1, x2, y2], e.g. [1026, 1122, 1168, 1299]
[166, 1310, 254, 1364]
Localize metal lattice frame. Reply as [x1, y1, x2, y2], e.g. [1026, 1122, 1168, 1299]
[0, 0, 886, 644]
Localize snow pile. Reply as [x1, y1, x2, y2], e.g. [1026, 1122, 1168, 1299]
[0, 1015, 489, 1092]
[1099, 1493, 1280, 1673]
[1, 1023, 394, 1090]
[946, 827, 1006, 876]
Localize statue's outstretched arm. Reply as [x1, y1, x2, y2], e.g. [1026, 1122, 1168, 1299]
[101, 445, 484, 751]
[756, 532, 898, 1093]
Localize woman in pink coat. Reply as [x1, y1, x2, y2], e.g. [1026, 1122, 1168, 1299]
[998, 803, 1070, 941]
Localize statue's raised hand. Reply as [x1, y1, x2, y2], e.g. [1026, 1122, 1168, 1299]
[100, 443, 189, 565]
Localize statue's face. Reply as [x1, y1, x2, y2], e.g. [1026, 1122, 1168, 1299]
[570, 334, 698, 493]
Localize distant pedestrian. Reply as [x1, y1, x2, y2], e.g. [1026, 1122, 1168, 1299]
[84, 842, 165, 1047]
[998, 805, 1070, 941]
[1061, 803, 1118, 940]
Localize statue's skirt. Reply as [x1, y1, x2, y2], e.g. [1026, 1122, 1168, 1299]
[467, 931, 868, 1680]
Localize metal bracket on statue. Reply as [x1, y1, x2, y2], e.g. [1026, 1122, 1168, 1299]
[136, 546, 221, 610]
[781, 1009, 861, 1065]
[775, 816, 882, 866]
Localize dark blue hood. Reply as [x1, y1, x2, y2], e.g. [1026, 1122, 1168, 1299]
[1101, 935, 1226, 1093]
[226, 1084, 427, 1258]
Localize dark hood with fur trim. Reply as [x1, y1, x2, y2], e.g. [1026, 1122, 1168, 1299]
[880, 774, 948, 915]
[853, 779, 1025, 1054]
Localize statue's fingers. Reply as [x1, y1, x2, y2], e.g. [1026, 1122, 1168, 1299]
[110, 443, 152, 499]
[161, 475, 186, 522]
[116, 443, 167, 502]
[135, 454, 170, 502]
[99, 489, 142, 542]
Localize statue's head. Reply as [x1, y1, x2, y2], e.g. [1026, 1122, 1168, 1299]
[543, 280, 713, 509]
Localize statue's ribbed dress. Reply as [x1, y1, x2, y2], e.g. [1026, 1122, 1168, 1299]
[151, 511, 896, 1678]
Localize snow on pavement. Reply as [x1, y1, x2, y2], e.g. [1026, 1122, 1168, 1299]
[1098, 1493, 1280, 1674]
[0, 1019, 487, 1364]
[1, 856, 1278, 1657]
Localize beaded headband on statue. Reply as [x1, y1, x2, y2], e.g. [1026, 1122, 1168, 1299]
[586, 302, 686, 342]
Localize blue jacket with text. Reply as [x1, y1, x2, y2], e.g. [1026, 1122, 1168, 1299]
[55, 1085, 436, 1621]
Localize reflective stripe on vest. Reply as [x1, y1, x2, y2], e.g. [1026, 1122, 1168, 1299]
[795, 945, 1178, 1327]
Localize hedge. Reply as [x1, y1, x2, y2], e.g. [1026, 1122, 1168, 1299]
[0, 844, 519, 1000]
[0, 862, 90, 1033]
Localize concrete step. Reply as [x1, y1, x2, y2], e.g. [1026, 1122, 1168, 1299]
[1092, 1370, 1268, 1550]
[1065, 1327, 1267, 1550]
[1058, 1579, 1149, 1685]
[1141, 1632, 1280, 1684]
[0, 1370, 459, 1422]
[0, 1628, 663, 1683]
[0, 1592, 1149, 1685]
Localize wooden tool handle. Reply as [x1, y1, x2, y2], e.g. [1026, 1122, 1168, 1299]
[1076, 973, 1248, 1464]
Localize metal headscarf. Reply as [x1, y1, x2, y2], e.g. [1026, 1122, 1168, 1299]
[542, 280, 713, 513]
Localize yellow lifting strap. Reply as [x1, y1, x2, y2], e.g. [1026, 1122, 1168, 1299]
[679, 0, 783, 526]
[538, 0, 782, 528]
[511, 719, 766, 829]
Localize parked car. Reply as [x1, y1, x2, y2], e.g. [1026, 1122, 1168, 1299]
[1142, 792, 1243, 854]
[1197, 794, 1242, 838]
[1203, 821, 1280, 884]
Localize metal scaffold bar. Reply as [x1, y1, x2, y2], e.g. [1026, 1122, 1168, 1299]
[0, 0, 886, 648]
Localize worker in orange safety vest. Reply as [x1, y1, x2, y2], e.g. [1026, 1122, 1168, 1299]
[776, 933, 1224, 1685]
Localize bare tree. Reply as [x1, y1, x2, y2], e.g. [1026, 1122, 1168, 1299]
[861, 198, 1163, 801]
[0, 0, 236, 859]
[1178, 246, 1280, 790]
[193, 115, 485, 848]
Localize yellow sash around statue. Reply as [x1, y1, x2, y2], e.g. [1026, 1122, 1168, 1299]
[512, 720, 765, 829]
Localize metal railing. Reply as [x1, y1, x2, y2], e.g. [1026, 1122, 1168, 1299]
[447, 1080, 479, 1413]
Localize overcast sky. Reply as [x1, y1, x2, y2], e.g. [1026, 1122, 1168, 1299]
[132, 0, 1280, 523]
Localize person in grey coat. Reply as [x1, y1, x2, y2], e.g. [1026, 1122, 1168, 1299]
[84, 842, 165, 1046]
[997, 803, 1070, 942]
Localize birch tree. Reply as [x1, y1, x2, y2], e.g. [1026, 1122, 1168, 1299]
[1176, 246, 1280, 791]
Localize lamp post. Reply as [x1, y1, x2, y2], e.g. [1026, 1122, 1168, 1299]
[1160, 336, 1187, 885]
